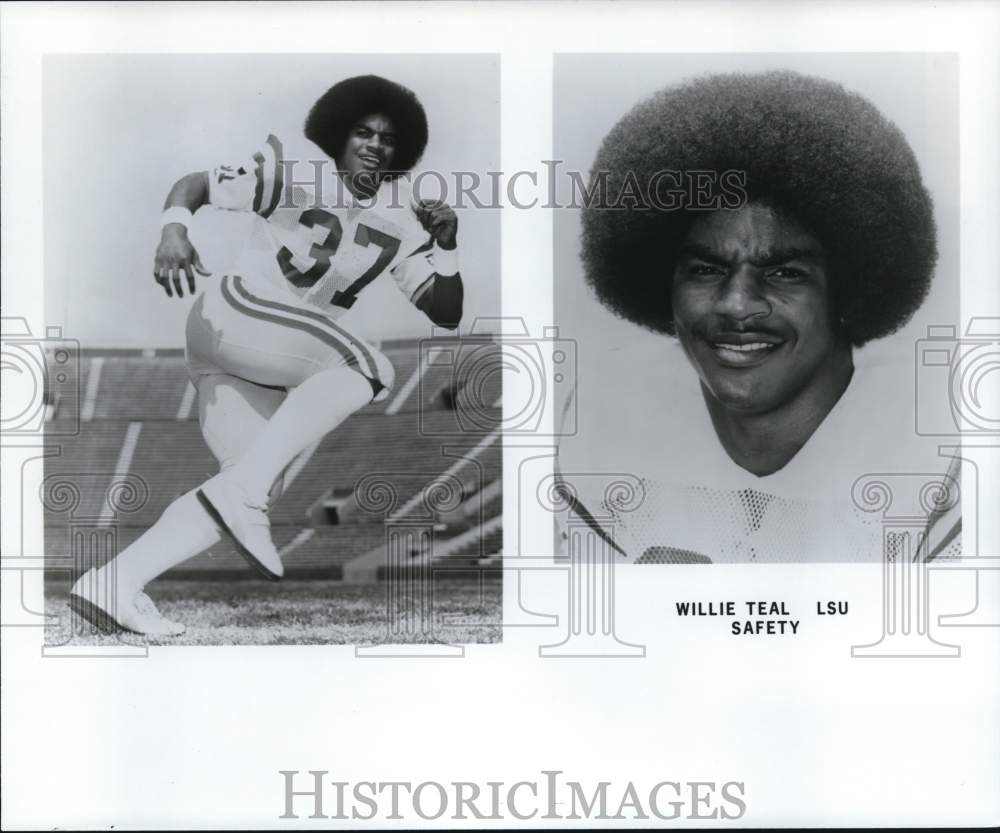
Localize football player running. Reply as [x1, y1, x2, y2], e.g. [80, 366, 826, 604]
[70, 75, 464, 635]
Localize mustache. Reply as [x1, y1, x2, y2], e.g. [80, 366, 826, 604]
[693, 317, 786, 341]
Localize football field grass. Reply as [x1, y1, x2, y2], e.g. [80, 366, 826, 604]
[45, 578, 502, 646]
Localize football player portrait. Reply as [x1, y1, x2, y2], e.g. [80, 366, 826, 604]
[70, 74, 467, 634]
[557, 62, 960, 564]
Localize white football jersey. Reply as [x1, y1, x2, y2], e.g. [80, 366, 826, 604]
[208, 135, 440, 316]
[557, 341, 960, 563]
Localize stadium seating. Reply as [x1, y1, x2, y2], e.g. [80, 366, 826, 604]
[44, 340, 502, 581]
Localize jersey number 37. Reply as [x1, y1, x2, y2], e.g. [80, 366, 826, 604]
[276, 208, 401, 309]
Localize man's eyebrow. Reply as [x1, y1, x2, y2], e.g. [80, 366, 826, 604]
[748, 246, 822, 267]
[677, 243, 730, 264]
[354, 124, 395, 138]
[678, 242, 822, 266]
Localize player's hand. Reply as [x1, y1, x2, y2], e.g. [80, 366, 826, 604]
[414, 199, 458, 249]
[154, 224, 210, 298]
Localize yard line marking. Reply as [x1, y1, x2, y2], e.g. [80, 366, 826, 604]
[176, 381, 197, 420]
[279, 528, 314, 557]
[461, 476, 502, 515]
[99, 421, 143, 526]
[384, 347, 441, 415]
[391, 427, 500, 520]
[432, 514, 503, 559]
[80, 357, 104, 421]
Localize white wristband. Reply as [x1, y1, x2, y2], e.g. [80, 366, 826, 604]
[161, 206, 194, 230]
[432, 242, 459, 277]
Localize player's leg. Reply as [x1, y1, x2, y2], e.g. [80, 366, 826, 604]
[70, 302, 290, 634]
[196, 275, 394, 571]
[198, 372, 291, 503]
[102, 371, 288, 592]
[207, 275, 393, 500]
[220, 367, 375, 504]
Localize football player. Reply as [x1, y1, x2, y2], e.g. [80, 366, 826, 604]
[558, 70, 959, 563]
[70, 75, 464, 634]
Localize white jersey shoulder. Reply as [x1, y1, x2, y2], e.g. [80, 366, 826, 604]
[208, 134, 286, 218]
[557, 341, 958, 563]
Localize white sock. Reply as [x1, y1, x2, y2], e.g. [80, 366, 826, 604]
[230, 366, 373, 499]
[98, 489, 221, 595]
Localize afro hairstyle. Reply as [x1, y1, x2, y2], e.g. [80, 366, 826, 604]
[304, 74, 428, 177]
[580, 70, 938, 346]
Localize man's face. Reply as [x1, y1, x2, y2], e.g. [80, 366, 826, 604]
[671, 202, 845, 415]
[338, 113, 397, 193]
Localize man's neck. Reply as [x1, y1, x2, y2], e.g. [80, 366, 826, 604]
[703, 349, 855, 477]
[336, 171, 380, 203]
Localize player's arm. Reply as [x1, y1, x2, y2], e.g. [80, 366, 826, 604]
[412, 269, 464, 330]
[153, 135, 283, 298]
[408, 200, 464, 330]
[153, 171, 211, 298]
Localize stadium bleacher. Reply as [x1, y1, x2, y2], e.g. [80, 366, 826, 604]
[44, 338, 502, 581]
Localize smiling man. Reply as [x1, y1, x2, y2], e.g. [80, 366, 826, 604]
[558, 70, 959, 563]
[70, 74, 465, 634]
[670, 203, 853, 477]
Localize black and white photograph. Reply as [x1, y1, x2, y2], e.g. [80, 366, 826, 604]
[555, 53, 962, 564]
[3, 3, 999, 831]
[38, 53, 502, 645]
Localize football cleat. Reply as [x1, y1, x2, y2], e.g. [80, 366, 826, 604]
[69, 569, 186, 637]
[134, 592, 186, 636]
[196, 471, 284, 580]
